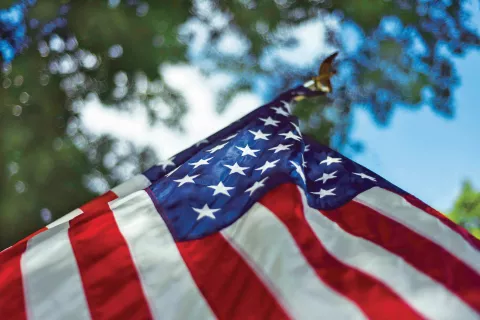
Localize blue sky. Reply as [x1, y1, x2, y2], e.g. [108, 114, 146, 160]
[351, 50, 480, 211]
[350, 4, 480, 212]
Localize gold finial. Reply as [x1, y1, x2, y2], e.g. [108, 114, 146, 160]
[294, 52, 338, 101]
[311, 51, 338, 93]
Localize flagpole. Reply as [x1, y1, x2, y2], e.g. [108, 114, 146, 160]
[303, 79, 315, 88]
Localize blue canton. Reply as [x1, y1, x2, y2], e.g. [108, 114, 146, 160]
[145, 85, 402, 242]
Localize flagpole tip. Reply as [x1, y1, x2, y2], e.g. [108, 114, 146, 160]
[303, 51, 339, 94]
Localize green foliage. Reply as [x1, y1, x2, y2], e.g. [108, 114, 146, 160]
[449, 181, 480, 239]
[1, 0, 479, 249]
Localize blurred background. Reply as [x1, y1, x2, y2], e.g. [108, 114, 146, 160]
[1, 0, 479, 250]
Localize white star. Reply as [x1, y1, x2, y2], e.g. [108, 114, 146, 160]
[255, 159, 280, 175]
[158, 157, 175, 170]
[290, 121, 302, 137]
[165, 165, 181, 177]
[236, 144, 260, 157]
[174, 174, 200, 186]
[305, 144, 310, 152]
[207, 142, 228, 154]
[224, 162, 249, 176]
[193, 204, 220, 221]
[259, 117, 280, 127]
[222, 133, 238, 141]
[208, 181, 234, 196]
[245, 177, 269, 196]
[195, 139, 209, 147]
[311, 187, 336, 198]
[269, 143, 292, 153]
[290, 161, 306, 184]
[279, 131, 301, 141]
[316, 171, 338, 184]
[271, 106, 289, 117]
[249, 129, 271, 141]
[320, 156, 342, 166]
[353, 172, 377, 182]
[189, 157, 213, 169]
[281, 101, 292, 114]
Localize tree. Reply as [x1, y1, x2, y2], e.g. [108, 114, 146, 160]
[449, 180, 480, 239]
[1, 0, 479, 249]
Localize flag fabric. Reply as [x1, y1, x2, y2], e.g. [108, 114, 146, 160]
[1, 85, 479, 320]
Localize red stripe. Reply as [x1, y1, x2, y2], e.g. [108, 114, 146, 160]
[10, 185, 125, 248]
[260, 183, 424, 320]
[177, 233, 290, 320]
[11, 185, 125, 248]
[400, 192, 480, 250]
[0, 242, 27, 320]
[69, 191, 153, 320]
[326, 199, 480, 312]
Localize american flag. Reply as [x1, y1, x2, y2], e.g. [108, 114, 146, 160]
[1, 85, 479, 320]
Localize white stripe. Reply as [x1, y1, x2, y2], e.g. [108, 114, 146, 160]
[221, 202, 367, 320]
[45, 175, 151, 230]
[111, 174, 151, 198]
[355, 187, 480, 273]
[46, 208, 83, 229]
[299, 187, 479, 320]
[110, 191, 215, 320]
[21, 223, 91, 320]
